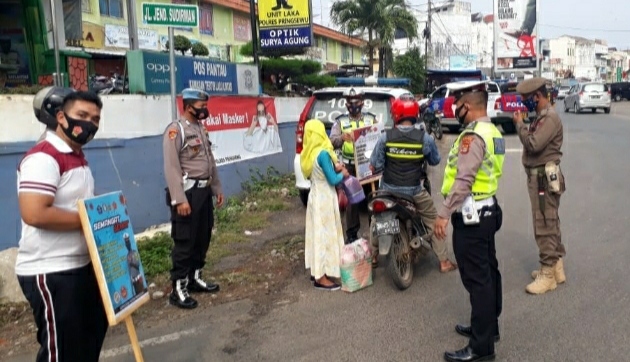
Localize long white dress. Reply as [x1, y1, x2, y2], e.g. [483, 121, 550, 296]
[304, 155, 344, 279]
[243, 116, 282, 154]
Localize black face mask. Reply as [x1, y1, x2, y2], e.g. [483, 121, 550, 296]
[455, 105, 468, 124]
[62, 113, 98, 145]
[190, 106, 208, 120]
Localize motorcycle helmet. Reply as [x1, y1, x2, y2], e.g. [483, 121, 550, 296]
[391, 98, 420, 125]
[33, 86, 75, 129]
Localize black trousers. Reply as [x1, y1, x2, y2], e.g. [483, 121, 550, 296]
[344, 163, 361, 242]
[17, 264, 108, 362]
[452, 203, 503, 356]
[170, 186, 214, 281]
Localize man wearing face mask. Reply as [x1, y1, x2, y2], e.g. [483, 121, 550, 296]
[16, 90, 108, 362]
[163, 88, 224, 309]
[434, 82, 505, 362]
[513, 77, 566, 295]
[329, 88, 377, 243]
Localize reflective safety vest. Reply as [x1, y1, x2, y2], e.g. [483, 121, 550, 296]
[383, 128, 426, 187]
[338, 113, 376, 160]
[441, 121, 505, 200]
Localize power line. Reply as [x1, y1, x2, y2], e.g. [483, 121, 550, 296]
[540, 24, 630, 33]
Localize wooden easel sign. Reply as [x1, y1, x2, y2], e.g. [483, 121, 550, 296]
[78, 191, 150, 362]
[352, 124, 384, 191]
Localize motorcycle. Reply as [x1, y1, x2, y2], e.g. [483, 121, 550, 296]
[420, 103, 443, 140]
[367, 175, 433, 290]
[110, 72, 129, 94]
[89, 74, 114, 95]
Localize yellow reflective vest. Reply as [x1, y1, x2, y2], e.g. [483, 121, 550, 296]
[441, 121, 505, 200]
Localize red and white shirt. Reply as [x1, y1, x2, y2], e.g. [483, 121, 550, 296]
[15, 132, 95, 276]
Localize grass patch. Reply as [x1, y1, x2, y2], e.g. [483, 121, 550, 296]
[137, 167, 299, 281]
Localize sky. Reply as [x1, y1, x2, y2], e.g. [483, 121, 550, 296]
[313, 0, 630, 49]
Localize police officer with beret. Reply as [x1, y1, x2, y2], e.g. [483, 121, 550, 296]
[163, 88, 224, 309]
[434, 81, 505, 362]
[514, 77, 566, 295]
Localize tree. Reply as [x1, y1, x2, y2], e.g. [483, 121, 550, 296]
[191, 42, 209, 57]
[392, 47, 426, 94]
[330, 0, 417, 77]
[165, 35, 192, 55]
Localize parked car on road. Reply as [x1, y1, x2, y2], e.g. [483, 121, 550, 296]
[294, 86, 412, 205]
[557, 86, 571, 100]
[610, 82, 630, 102]
[490, 82, 533, 133]
[563, 82, 611, 114]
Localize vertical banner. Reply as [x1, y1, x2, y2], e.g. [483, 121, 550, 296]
[78, 191, 150, 325]
[493, 0, 538, 72]
[352, 123, 384, 182]
[176, 96, 283, 165]
[62, 0, 83, 46]
[257, 0, 313, 49]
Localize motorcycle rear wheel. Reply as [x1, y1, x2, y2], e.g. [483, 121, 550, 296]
[387, 223, 414, 290]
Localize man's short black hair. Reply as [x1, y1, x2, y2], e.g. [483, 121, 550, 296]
[183, 99, 203, 109]
[62, 91, 103, 112]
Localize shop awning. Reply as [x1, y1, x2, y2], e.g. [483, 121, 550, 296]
[66, 47, 126, 57]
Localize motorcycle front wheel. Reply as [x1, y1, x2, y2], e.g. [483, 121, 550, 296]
[432, 121, 443, 140]
[387, 222, 414, 290]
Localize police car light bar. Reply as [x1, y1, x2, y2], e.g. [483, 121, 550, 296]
[335, 77, 411, 87]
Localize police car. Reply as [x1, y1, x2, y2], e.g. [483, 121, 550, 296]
[421, 80, 504, 133]
[294, 83, 413, 206]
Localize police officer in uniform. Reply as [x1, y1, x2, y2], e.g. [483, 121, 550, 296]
[369, 97, 457, 272]
[514, 77, 566, 295]
[434, 81, 505, 362]
[163, 88, 224, 309]
[329, 88, 377, 243]
[33, 86, 75, 142]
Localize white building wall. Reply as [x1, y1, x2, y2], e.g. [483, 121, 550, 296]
[549, 36, 576, 72]
[471, 20, 493, 69]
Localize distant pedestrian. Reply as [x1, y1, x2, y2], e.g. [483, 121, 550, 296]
[514, 77, 567, 295]
[301, 119, 348, 291]
[16, 89, 108, 362]
[163, 88, 224, 309]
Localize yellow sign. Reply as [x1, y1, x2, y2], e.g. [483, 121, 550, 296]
[257, 0, 311, 29]
[82, 22, 105, 49]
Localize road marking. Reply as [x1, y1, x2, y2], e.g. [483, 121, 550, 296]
[100, 326, 203, 359]
[506, 148, 522, 153]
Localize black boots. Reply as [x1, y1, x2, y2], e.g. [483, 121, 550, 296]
[169, 278, 198, 309]
[188, 269, 220, 293]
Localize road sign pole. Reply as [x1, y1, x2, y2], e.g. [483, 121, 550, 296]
[49, 0, 62, 86]
[169, 27, 177, 120]
[248, 0, 262, 92]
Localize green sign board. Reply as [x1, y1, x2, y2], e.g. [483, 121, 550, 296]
[617, 67, 623, 82]
[142, 3, 198, 27]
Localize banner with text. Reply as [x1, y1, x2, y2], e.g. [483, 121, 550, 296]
[128, 50, 259, 95]
[78, 191, 150, 325]
[257, 0, 313, 50]
[493, 0, 538, 72]
[176, 96, 282, 166]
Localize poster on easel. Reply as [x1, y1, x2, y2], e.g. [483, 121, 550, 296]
[78, 191, 149, 362]
[352, 123, 384, 184]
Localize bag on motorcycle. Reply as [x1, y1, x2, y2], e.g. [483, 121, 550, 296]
[340, 239, 373, 293]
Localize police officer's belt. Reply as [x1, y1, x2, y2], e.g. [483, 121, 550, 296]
[190, 178, 211, 188]
[456, 196, 495, 212]
[527, 167, 545, 176]
[342, 158, 355, 165]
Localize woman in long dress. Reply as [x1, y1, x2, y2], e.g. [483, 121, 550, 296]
[243, 101, 282, 153]
[300, 119, 348, 290]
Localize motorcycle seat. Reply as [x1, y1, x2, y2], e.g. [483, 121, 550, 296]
[370, 190, 416, 204]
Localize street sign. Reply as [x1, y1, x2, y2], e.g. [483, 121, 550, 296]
[142, 3, 198, 28]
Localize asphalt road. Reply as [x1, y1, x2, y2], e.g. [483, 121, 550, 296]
[9, 102, 630, 362]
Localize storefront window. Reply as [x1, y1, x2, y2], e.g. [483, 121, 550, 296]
[100, 0, 123, 18]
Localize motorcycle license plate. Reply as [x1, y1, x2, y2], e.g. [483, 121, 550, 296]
[375, 219, 400, 236]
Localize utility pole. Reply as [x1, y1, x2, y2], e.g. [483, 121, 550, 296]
[249, 0, 262, 92]
[424, 0, 432, 92]
[126, 0, 140, 50]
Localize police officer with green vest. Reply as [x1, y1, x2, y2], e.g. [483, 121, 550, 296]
[329, 88, 377, 243]
[434, 81, 505, 362]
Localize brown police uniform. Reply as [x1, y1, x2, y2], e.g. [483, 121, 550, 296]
[516, 83, 566, 268]
[163, 119, 222, 282]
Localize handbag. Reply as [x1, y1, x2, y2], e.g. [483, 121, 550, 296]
[337, 187, 348, 211]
